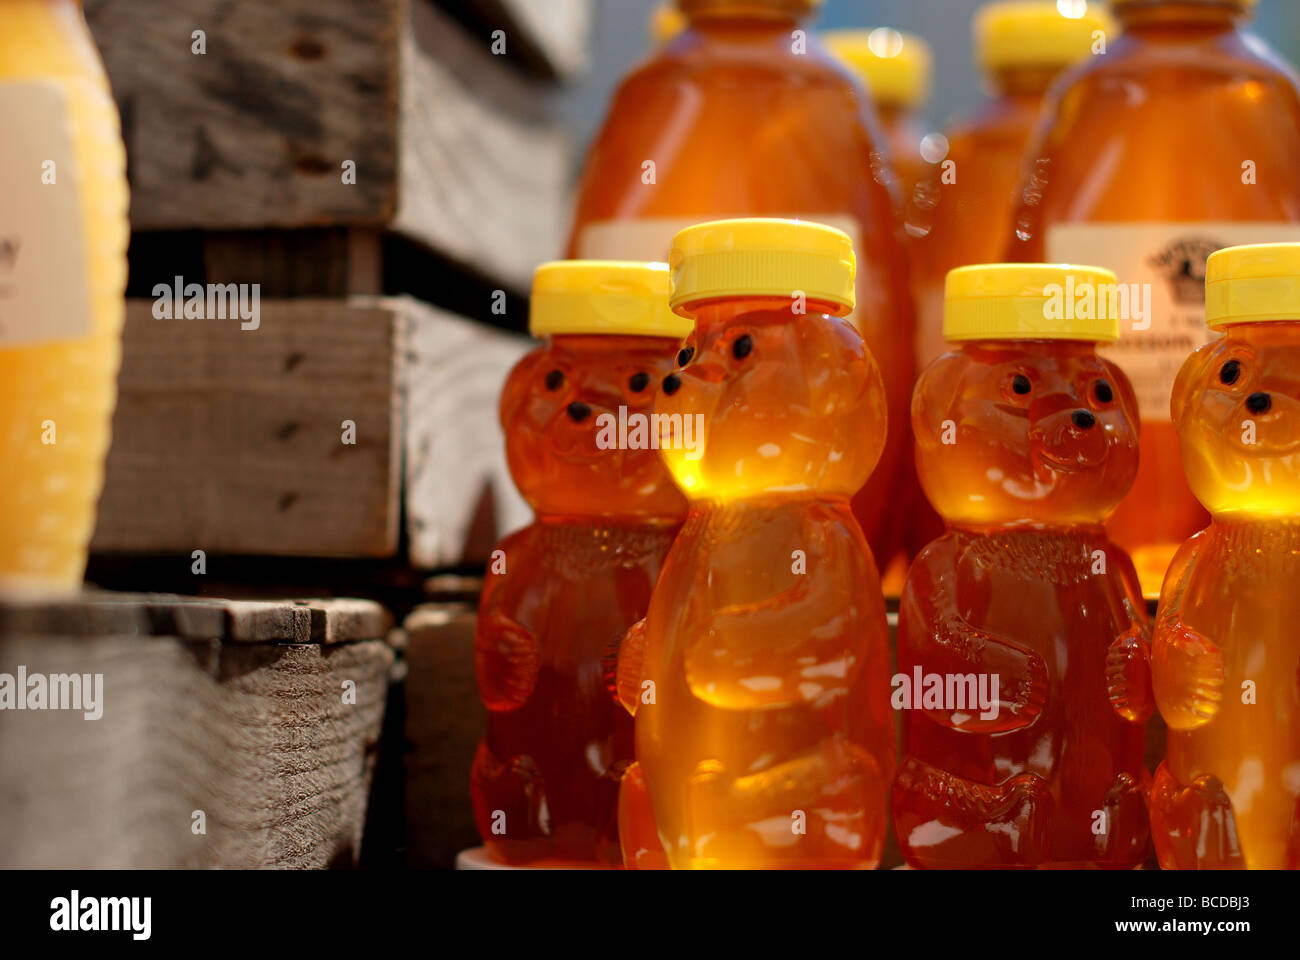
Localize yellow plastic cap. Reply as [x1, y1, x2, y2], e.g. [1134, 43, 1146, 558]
[976, 1, 1115, 71]
[822, 28, 933, 109]
[529, 261, 693, 339]
[650, 2, 687, 46]
[944, 263, 1121, 342]
[669, 218, 856, 316]
[1206, 243, 1300, 329]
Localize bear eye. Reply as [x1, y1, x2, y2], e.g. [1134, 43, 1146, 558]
[1094, 379, 1113, 404]
[628, 371, 649, 393]
[1220, 360, 1242, 385]
[545, 369, 564, 391]
[732, 334, 753, 361]
[677, 346, 694, 367]
[1011, 374, 1031, 395]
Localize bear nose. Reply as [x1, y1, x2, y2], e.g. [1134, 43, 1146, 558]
[662, 373, 682, 396]
[567, 401, 591, 423]
[1071, 409, 1096, 430]
[1247, 392, 1272, 414]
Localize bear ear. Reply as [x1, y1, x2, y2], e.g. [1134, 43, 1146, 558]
[911, 351, 968, 441]
[498, 348, 550, 429]
[1170, 340, 1218, 429]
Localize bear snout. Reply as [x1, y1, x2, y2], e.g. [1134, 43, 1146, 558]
[1071, 409, 1096, 430]
[1247, 392, 1272, 415]
[567, 401, 592, 423]
[662, 373, 682, 396]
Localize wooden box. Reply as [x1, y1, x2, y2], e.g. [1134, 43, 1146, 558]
[0, 593, 394, 869]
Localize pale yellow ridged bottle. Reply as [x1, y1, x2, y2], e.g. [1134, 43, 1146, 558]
[0, 0, 129, 593]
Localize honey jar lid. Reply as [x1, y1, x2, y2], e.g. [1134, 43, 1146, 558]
[976, 1, 1115, 72]
[944, 263, 1122, 343]
[668, 218, 856, 317]
[1206, 243, 1300, 329]
[530, 261, 693, 339]
[823, 28, 933, 110]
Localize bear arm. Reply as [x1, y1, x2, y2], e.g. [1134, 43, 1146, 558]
[616, 618, 648, 717]
[474, 610, 540, 711]
[901, 547, 1048, 732]
[1153, 615, 1224, 731]
[684, 545, 876, 711]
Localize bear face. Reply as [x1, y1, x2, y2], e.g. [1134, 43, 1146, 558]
[1173, 322, 1300, 517]
[501, 333, 688, 519]
[913, 340, 1140, 526]
[653, 301, 886, 500]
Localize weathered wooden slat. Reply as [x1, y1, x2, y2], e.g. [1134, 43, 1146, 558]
[401, 602, 483, 868]
[443, 0, 594, 81]
[0, 594, 394, 869]
[89, 297, 530, 565]
[90, 298, 404, 558]
[85, 0, 569, 290]
[403, 299, 532, 567]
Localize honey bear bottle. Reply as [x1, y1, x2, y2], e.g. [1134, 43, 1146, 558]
[822, 28, 932, 196]
[1151, 243, 1300, 870]
[903, 0, 1113, 565]
[568, 0, 917, 581]
[471, 261, 691, 866]
[894, 264, 1153, 868]
[910, 0, 1113, 371]
[614, 219, 895, 869]
[1010, 0, 1300, 596]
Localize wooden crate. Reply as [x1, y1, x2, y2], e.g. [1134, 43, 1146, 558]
[0, 593, 394, 869]
[86, 0, 574, 290]
[400, 598, 483, 868]
[89, 296, 531, 567]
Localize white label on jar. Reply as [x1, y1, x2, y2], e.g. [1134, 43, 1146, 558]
[0, 82, 90, 346]
[1047, 222, 1300, 423]
[576, 214, 865, 328]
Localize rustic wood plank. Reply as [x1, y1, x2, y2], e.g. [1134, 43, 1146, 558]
[90, 298, 404, 558]
[401, 602, 483, 868]
[444, 0, 594, 81]
[392, 0, 568, 288]
[0, 594, 393, 869]
[85, 0, 400, 230]
[401, 299, 531, 567]
[90, 297, 530, 565]
[86, 0, 569, 290]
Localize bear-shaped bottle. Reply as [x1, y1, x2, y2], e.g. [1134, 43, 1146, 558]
[1152, 242, 1300, 870]
[471, 261, 691, 866]
[894, 263, 1154, 868]
[615, 218, 895, 869]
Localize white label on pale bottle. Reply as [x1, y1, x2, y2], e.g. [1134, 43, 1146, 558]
[576, 214, 865, 328]
[0, 82, 91, 347]
[1047, 222, 1300, 423]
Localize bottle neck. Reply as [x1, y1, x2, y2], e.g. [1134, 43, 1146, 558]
[984, 64, 1065, 99]
[680, 0, 813, 24]
[1113, 1, 1249, 32]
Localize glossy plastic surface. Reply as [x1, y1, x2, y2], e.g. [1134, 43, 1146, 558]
[1151, 321, 1300, 869]
[617, 298, 895, 868]
[895, 340, 1153, 867]
[0, 0, 128, 592]
[1009, 2, 1300, 592]
[471, 334, 687, 865]
[568, 5, 916, 572]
